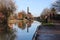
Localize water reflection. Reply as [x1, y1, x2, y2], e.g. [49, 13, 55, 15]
[26, 21, 33, 32]
[15, 21, 40, 40]
[18, 20, 26, 30]
[17, 20, 33, 30]
[27, 21, 33, 28]
[0, 21, 16, 40]
[0, 29, 16, 40]
[0, 20, 40, 40]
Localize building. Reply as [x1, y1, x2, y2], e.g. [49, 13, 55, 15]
[17, 11, 26, 20]
[26, 7, 34, 21]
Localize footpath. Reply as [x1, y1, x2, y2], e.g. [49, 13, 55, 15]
[32, 25, 60, 40]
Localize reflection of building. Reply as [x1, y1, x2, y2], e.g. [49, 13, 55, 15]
[26, 21, 33, 32]
[18, 21, 26, 30]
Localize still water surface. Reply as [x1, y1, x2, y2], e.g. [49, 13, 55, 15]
[0, 21, 41, 40]
[15, 21, 40, 40]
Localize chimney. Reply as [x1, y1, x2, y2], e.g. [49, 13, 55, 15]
[27, 7, 29, 14]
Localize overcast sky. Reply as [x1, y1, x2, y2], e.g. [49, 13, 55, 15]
[15, 0, 55, 17]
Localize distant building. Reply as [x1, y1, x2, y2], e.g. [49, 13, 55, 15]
[26, 7, 34, 20]
[26, 12, 33, 20]
[17, 11, 26, 20]
[17, 7, 34, 20]
[17, 12, 23, 20]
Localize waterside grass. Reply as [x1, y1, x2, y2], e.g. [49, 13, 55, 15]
[42, 22, 54, 26]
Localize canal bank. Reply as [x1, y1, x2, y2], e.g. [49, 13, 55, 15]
[32, 25, 60, 40]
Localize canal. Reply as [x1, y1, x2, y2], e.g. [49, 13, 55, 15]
[0, 20, 60, 40]
[0, 21, 41, 40]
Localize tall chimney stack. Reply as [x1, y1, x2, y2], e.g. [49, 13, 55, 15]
[27, 7, 29, 14]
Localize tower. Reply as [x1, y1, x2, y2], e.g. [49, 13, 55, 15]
[27, 7, 29, 14]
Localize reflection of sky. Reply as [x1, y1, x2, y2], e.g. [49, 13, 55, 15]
[14, 21, 40, 40]
[15, 0, 55, 17]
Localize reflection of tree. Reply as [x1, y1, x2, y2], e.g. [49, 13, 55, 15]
[0, 29, 16, 40]
[18, 20, 26, 30]
[8, 23, 14, 29]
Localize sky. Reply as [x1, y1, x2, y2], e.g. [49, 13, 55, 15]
[15, 0, 55, 17]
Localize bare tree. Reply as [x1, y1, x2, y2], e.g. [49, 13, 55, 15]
[40, 8, 50, 20]
[52, 0, 60, 12]
[0, 0, 16, 17]
[0, 0, 16, 32]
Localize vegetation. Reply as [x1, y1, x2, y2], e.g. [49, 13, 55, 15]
[52, 0, 60, 12]
[40, 8, 57, 25]
[0, 0, 16, 17]
[42, 22, 54, 26]
[0, 0, 16, 32]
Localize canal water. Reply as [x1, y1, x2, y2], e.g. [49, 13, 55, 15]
[0, 21, 41, 40]
[15, 21, 40, 40]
